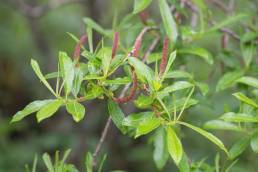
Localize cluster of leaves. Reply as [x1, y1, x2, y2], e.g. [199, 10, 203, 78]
[10, 0, 258, 171]
[25, 150, 107, 172]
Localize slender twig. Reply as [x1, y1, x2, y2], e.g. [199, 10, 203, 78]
[92, 84, 130, 167]
[142, 36, 160, 63]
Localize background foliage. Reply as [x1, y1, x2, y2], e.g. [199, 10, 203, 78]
[0, 0, 257, 171]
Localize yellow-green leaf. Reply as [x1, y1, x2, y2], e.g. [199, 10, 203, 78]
[166, 126, 183, 165]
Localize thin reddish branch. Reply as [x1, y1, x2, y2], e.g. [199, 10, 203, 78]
[159, 37, 169, 76]
[73, 33, 87, 64]
[112, 32, 119, 59]
[112, 70, 137, 103]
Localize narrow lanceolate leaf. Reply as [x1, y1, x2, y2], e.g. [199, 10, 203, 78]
[161, 51, 177, 82]
[42, 153, 54, 172]
[59, 52, 75, 95]
[128, 56, 155, 88]
[229, 136, 250, 159]
[159, 0, 178, 43]
[204, 120, 243, 132]
[178, 121, 228, 154]
[11, 99, 54, 123]
[158, 81, 193, 98]
[66, 101, 86, 122]
[83, 17, 112, 37]
[108, 100, 127, 134]
[208, 14, 247, 32]
[233, 92, 258, 108]
[153, 128, 169, 170]
[250, 131, 258, 153]
[236, 76, 258, 89]
[220, 112, 258, 123]
[85, 152, 93, 172]
[36, 99, 63, 123]
[216, 70, 243, 92]
[31, 59, 56, 96]
[178, 47, 213, 65]
[122, 112, 154, 127]
[135, 117, 161, 138]
[166, 126, 183, 165]
[133, 0, 152, 14]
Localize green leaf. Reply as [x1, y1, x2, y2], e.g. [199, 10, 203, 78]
[36, 99, 63, 123]
[98, 47, 112, 76]
[166, 126, 183, 165]
[128, 56, 155, 89]
[11, 99, 54, 123]
[86, 26, 93, 53]
[97, 154, 107, 172]
[241, 43, 255, 67]
[85, 152, 93, 172]
[208, 14, 247, 32]
[250, 131, 258, 153]
[59, 52, 75, 95]
[165, 70, 193, 79]
[45, 71, 63, 80]
[122, 112, 154, 127]
[196, 82, 209, 96]
[147, 53, 162, 64]
[31, 59, 56, 96]
[233, 92, 258, 108]
[158, 81, 193, 98]
[220, 112, 258, 123]
[134, 94, 154, 109]
[229, 136, 250, 159]
[84, 85, 103, 100]
[178, 121, 228, 154]
[161, 51, 177, 82]
[103, 77, 131, 85]
[178, 47, 213, 65]
[108, 100, 127, 134]
[133, 0, 152, 14]
[153, 128, 169, 170]
[83, 17, 112, 37]
[42, 153, 54, 172]
[66, 101, 86, 122]
[236, 76, 258, 89]
[204, 120, 243, 132]
[135, 117, 161, 138]
[178, 152, 190, 172]
[72, 67, 84, 97]
[216, 70, 243, 92]
[159, 0, 178, 43]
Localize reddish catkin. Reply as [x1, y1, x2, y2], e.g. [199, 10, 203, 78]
[159, 36, 169, 76]
[112, 70, 138, 103]
[73, 33, 87, 61]
[138, 10, 149, 25]
[112, 32, 119, 59]
[130, 27, 149, 57]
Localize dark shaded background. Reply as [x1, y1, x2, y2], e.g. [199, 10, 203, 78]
[0, 0, 257, 171]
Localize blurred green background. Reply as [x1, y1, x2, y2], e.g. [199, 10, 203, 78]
[0, 0, 257, 171]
